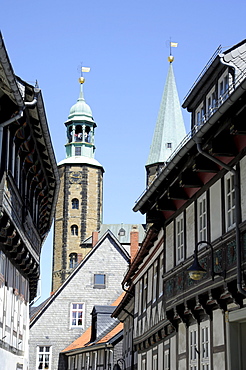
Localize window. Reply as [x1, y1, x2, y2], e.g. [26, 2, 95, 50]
[142, 358, 146, 370]
[37, 346, 51, 370]
[71, 303, 84, 327]
[158, 254, 164, 297]
[153, 353, 158, 370]
[152, 261, 158, 303]
[219, 72, 229, 104]
[164, 349, 170, 370]
[226, 173, 235, 229]
[189, 326, 198, 370]
[206, 88, 216, 118]
[142, 274, 148, 312]
[69, 253, 78, 269]
[72, 198, 79, 209]
[201, 324, 210, 370]
[166, 142, 172, 149]
[71, 224, 78, 236]
[176, 214, 184, 263]
[198, 194, 207, 242]
[138, 279, 143, 314]
[75, 147, 81, 156]
[94, 274, 105, 288]
[195, 103, 205, 128]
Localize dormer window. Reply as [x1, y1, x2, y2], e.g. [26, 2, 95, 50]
[118, 227, 125, 237]
[218, 71, 230, 104]
[195, 103, 205, 129]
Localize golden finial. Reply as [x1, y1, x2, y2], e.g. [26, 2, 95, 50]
[168, 55, 174, 63]
[79, 76, 85, 84]
[168, 40, 178, 63]
[78, 64, 91, 84]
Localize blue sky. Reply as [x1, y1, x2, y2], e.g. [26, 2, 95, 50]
[1, 0, 246, 302]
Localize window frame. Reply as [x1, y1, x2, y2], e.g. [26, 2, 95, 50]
[71, 224, 78, 236]
[70, 303, 84, 328]
[176, 213, 185, 264]
[200, 322, 210, 370]
[225, 172, 235, 230]
[189, 325, 198, 370]
[94, 274, 106, 289]
[71, 198, 79, 210]
[36, 345, 52, 370]
[197, 193, 207, 243]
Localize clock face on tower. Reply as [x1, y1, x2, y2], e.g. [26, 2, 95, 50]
[69, 171, 82, 184]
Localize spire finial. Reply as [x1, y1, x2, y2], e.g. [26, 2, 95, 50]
[78, 63, 91, 84]
[168, 39, 178, 63]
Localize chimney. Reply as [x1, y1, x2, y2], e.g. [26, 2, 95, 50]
[77, 253, 83, 264]
[130, 225, 139, 263]
[92, 231, 99, 247]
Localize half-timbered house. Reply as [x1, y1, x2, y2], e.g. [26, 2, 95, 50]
[118, 40, 246, 370]
[0, 33, 59, 369]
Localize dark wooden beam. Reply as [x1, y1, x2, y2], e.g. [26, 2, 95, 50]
[179, 170, 203, 188]
[167, 186, 189, 200]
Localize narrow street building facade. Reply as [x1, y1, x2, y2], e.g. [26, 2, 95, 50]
[0, 33, 59, 369]
[118, 40, 246, 370]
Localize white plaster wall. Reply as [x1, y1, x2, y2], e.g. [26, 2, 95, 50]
[213, 352, 225, 370]
[186, 203, 195, 258]
[137, 353, 142, 370]
[240, 156, 246, 222]
[178, 358, 186, 370]
[178, 322, 186, 354]
[210, 181, 222, 241]
[166, 222, 174, 271]
[170, 335, 176, 369]
[213, 309, 224, 346]
[147, 348, 152, 369]
[158, 342, 163, 369]
[0, 347, 28, 370]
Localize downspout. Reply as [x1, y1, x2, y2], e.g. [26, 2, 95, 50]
[196, 138, 246, 297]
[0, 87, 40, 167]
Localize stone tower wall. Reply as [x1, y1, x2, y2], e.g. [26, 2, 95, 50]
[52, 163, 103, 292]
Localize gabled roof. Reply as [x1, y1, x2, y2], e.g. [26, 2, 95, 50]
[62, 294, 125, 354]
[30, 231, 129, 326]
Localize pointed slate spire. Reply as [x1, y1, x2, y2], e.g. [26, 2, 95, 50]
[146, 57, 186, 183]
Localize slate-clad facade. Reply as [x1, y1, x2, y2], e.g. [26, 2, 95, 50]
[115, 40, 246, 370]
[0, 33, 59, 369]
[30, 230, 131, 370]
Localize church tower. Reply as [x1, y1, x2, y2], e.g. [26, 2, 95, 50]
[146, 55, 186, 185]
[52, 76, 104, 292]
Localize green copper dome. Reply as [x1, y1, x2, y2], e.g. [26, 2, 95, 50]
[67, 84, 95, 124]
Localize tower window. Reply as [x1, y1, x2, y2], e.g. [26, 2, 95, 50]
[166, 142, 172, 149]
[72, 198, 79, 209]
[75, 147, 81, 156]
[71, 225, 78, 236]
[94, 274, 106, 288]
[118, 227, 125, 236]
[69, 253, 78, 269]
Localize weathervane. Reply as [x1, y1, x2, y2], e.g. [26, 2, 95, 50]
[77, 63, 91, 84]
[168, 38, 178, 63]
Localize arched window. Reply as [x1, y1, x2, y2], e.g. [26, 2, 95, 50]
[69, 253, 78, 269]
[71, 225, 78, 236]
[72, 198, 79, 209]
